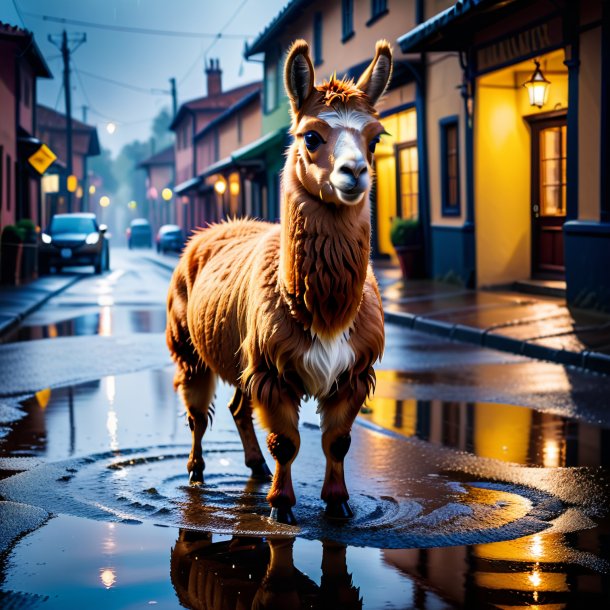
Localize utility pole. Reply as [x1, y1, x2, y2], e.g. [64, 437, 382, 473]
[82, 105, 89, 212]
[48, 30, 86, 213]
[169, 77, 178, 119]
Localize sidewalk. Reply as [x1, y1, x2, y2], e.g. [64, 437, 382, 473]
[0, 274, 81, 338]
[2, 254, 609, 376]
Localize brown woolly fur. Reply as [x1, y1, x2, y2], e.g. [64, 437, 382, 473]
[167, 40, 391, 519]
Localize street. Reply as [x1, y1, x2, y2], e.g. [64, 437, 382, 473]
[0, 249, 608, 608]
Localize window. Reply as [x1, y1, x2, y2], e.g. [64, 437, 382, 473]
[539, 125, 567, 216]
[440, 117, 460, 216]
[0, 145, 3, 211]
[313, 13, 323, 66]
[237, 114, 242, 145]
[213, 130, 219, 162]
[264, 49, 279, 113]
[23, 75, 31, 108]
[6, 154, 12, 211]
[342, 0, 354, 42]
[368, 0, 388, 26]
[397, 144, 418, 219]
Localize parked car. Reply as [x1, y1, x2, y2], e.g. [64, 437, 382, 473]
[39, 213, 110, 274]
[127, 218, 152, 249]
[156, 224, 184, 254]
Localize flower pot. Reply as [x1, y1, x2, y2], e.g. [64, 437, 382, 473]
[394, 244, 423, 280]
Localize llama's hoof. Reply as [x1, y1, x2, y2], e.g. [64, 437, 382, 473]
[325, 500, 353, 520]
[249, 460, 272, 480]
[188, 467, 204, 485]
[270, 506, 297, 525]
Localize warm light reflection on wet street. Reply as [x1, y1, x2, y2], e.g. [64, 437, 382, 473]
[0, 252, 608, 608]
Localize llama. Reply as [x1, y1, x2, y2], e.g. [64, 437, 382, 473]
[166, 39, 390, 524]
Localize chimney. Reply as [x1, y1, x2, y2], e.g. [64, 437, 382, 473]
[206, 58, 222, 97]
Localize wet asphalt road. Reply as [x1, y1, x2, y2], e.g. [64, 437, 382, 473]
[0, 248, 609, 609]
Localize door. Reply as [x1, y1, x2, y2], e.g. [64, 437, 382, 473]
[530, 115, 567, 278]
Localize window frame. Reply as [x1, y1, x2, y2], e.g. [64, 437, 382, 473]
[395, 140, 419, 220]
[263, 45, 280, 115]
[367, 0, 388, 27]
[313, 12, 323, 67]
[439, 116, 461, 217]
[341, 0, 354, 43]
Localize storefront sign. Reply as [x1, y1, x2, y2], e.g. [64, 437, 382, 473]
[477, 22, 559, 72]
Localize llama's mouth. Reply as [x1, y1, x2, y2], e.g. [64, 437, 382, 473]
[334, 188, 366, 205]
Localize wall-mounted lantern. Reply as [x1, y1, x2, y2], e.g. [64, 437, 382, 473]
[523, 60, 551, 108]
[214, 177, 227, 195]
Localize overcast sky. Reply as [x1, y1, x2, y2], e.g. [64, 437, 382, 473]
[1, 0, 287, 156]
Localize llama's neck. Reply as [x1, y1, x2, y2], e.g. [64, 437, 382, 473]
[279, 151, 371, 339]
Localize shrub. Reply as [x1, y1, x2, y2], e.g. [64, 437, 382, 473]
[390, 217, 420, 247]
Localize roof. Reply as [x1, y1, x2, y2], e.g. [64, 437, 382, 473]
[0, 21, 52, 78]
[194, 89, 261, 141]
[397, 0, 528, 53]
[137, 145, 175, 168]
[169, 81, 262, 130]
[36, 105, 101, 157]
[244, 0, 309, 57]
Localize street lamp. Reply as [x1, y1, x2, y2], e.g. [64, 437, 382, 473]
[161, 187, 173, 201]
[99, 196, 110, 207]
[523, 60, 551, 108]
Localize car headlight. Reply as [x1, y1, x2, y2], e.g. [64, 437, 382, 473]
[41, 232, 52, 244]
[86, 233, 100, 245]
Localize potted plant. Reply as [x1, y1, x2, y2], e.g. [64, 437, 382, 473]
[0, 225, 23, 285]
[17, 218, 38, 281]
[390, 216, 424, 279]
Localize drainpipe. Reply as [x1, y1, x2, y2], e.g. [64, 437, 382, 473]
[600, 0, 609, 222]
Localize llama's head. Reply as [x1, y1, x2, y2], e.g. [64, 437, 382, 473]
[284, 39, 392, 208]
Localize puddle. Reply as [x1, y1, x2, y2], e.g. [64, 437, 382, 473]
[1, 308, 167, 343]
[361, 395, 610, 468]
[1, 368, 609, 607]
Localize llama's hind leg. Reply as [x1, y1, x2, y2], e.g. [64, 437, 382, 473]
[176, 366, 216, 484]
[228, 389, 272, 479]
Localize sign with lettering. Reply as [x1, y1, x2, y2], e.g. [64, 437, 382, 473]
[476, 20, 561, 73]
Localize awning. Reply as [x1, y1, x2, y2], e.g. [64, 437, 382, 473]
[174, 175, 203, 195]
[200, 128, 288, 178]
[397, 0, 524, 53]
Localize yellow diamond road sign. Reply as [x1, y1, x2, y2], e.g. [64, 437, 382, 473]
[28, 144, 57, 175]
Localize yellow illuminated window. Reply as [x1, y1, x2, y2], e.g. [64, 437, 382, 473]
[540, 125, 566, 216]
[398, 144, 419, 220]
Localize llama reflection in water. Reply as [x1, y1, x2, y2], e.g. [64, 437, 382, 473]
[170, 531, 362, 610]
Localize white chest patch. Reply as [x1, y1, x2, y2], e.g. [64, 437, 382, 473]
[299, 331, 356, 398]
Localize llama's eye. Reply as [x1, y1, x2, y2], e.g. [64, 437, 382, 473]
[304, 131, 324, 152]
[368, 136, 381, 154]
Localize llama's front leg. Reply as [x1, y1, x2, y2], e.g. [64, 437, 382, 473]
[319, 401, 360, 519]
[264, 414, 300, 525]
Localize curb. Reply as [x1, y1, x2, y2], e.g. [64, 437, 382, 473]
[384, 309, 610, 376]
[0, 275, 82, 340]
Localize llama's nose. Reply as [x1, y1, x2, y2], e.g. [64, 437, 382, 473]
[338, 160, 367, 182]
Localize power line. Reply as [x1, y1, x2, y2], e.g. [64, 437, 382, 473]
[12, 0, 26, 28]
[22, 11, 249, 39]
[76, 67, 170, 95]
[179, 0, 250, 86]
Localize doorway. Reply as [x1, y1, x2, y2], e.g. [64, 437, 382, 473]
[529, 112, 567, 278]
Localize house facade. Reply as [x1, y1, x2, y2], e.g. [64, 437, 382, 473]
[36, 105, 100, 226]
[399, 0, 609, 310]
[138, 145, 175, 234]
[171, 59, 261, 235]
[0, 22, 52, 231]
[245, 0, 425, 257]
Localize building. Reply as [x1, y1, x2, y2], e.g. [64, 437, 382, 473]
[171, 59, 261, 234]
[398, 0, 609, 311]
[0, 22, 52, 231]
[36, 105, 101, 225]
[137, 145, 175, 234]
[244, 0, 426, 257]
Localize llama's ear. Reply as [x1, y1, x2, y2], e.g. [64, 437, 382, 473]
[356, 40, 393, 106]
[284, 40, 315, 114]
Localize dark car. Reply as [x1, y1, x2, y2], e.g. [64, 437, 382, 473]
[39, 213, 110, 274]
[156, 224, 184, 254]
[127, 218, 152, 249]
